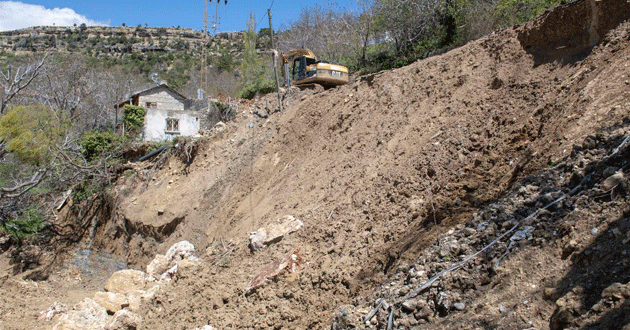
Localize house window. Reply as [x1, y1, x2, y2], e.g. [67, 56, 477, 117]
[145, 102, 157, 109]
[166, 118, 179, 132]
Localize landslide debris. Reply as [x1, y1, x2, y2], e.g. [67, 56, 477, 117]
[1, 0, 630, 329]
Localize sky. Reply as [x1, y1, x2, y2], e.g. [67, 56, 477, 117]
[0, 0, 360, 33]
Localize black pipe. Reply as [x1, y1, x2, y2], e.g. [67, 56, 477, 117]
[139, 145, 167, 161]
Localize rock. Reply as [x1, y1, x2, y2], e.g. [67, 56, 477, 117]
[213, 121, 226, 133]
[166, 241, 195, 261]
[601, 283, 630, 300]
[249, 215, 304, 251]
[582, 135, 597, 149]
[414, 305, 433, 320]
[160, 264, 178, 282]
[38, 302, 68, 321]
[105, 310, 142, 330]
[499, 305, 506, 313]
[510, 226, 535, 242]
[437, 291, 451, 312]
[602, 172, 626, 192]
[105, 270, 147, 293]
[190, 326, 216, 330]
[543, 287, 559, 301]
[126, 290, 145, 312]
[146, 254, 171, 278]
[140, 284, 160, 304]
[439, 240, 461, 257]
[402, 299, 418, 313]
[331, 305, 364, 330]
[94, 291, 129, 313]
[176, 258, 202, 279]
[453, 302, 466, 311]
[53, 298, 108, 330]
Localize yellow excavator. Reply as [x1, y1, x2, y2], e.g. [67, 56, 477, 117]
[280, 49, 349, 88]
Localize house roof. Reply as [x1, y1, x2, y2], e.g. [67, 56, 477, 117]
[114, 83, 188, 109]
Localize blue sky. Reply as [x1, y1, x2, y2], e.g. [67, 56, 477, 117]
[0, 0, 359, 32]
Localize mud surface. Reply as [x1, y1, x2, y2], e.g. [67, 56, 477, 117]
[1, 0, 630, 329]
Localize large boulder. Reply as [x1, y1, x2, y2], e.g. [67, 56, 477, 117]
[249, 215, 303, 251]
[166, 241, 195, 261]
[146, 254, 170, 278]
[125, 290, 145, 312]
[94, 291, 129, 313]
[105, 310, 142, 330]
[105, 269, 147, 293]
[53, 298, 108, 330]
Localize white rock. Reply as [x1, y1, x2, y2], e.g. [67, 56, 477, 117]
[249, 215, 303, 251]
[38, 302, 67, 321]
[105, 309, 142, 330]
[146, 254, 171, 278]
[53, 298, 108, 330]
[94, 291, 129, 313]
[105, 269, 147, 294]
[166, 241, 195, 261]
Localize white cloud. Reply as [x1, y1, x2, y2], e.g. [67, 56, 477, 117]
[0, 1, 109, 31]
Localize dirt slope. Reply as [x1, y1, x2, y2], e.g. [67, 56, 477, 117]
[2, 0, 630, 329]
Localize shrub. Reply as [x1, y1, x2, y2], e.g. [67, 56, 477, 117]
[238, 77, 275, 99]
[73, 179, 104, 204]
[80, 130, 123, 162]
[0, 104, 68, 165]
[122, 104, 146, 133]
[1, 205, 46, 240]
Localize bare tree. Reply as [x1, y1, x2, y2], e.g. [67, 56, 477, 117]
[373, 0, 445, 55]
[278, 4, 361, 64]
[0, 51, 49, 115]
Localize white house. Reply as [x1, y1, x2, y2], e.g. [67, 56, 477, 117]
[114, 84, 200, 141]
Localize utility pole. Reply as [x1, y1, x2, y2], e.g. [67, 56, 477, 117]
[200, 0, 227, 100]
[268, 9, 283, 112]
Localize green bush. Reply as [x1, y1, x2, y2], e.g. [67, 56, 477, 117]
[1, 206, 46, 240]
[238, 77, 275, 99]
[0, 104, 69, 165]
[73, 179, 104, 204]
[80, 130, 123, 162]
[216, 52, 236, 73]
[123, 104, 146, 135]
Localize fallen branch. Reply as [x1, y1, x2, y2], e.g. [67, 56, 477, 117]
[363, 298, 384, 323]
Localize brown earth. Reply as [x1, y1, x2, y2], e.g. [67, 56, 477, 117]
[1, 0, 630, 329]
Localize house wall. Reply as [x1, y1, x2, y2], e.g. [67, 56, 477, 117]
[138, 86, 199, 141]
[144, 109, 200, 141]
[138, 87, 186, 111]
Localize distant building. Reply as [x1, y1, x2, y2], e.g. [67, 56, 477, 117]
[114, 84, 201, 141]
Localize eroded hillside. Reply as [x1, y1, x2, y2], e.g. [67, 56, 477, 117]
[1, 0, 629, 329]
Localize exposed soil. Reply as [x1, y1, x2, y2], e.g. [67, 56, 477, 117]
[1, 0, 630, 329]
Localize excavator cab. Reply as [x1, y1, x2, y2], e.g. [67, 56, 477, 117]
[281, 49, 349, 88]
[292, 56, 318, 81]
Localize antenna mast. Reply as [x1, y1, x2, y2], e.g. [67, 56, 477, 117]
[200, 0, 227, 99]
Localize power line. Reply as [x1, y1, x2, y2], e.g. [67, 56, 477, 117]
[256, 0, 275, 29]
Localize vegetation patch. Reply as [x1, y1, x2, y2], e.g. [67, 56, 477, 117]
[1, 205, 46, 240]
